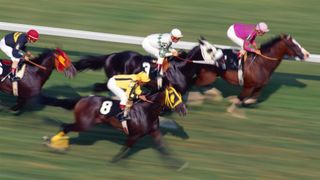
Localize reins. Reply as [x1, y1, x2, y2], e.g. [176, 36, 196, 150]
[24, 58, 47, 70]
[257, 53, 279, 61]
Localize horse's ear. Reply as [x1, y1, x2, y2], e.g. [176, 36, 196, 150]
[199, 36, 206, 45]
[287, 34, 291, 40]
[198, 39, 204, 45]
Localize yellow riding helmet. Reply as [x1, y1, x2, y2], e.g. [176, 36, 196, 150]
[136, 72, 150, 82]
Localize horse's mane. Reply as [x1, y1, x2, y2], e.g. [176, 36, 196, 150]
[31, 49, 53, 64]
[187, 45, 201, 59]
[146, 90, 165, 103]
[260, 35, 286, 51]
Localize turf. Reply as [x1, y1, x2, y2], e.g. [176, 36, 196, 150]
[0, 0, 320, 179]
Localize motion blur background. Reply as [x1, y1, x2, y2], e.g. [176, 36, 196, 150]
[0, 0, 319, 179]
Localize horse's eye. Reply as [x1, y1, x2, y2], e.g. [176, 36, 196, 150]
[207, 49, 213, 53]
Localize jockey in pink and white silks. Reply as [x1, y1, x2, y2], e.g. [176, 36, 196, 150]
[227, 22, 269, 57]
[142, 28, 183, 88]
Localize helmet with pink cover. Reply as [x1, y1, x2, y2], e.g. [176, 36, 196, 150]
[256, 22, 269, 33]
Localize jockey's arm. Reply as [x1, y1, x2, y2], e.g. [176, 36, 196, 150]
[252, 41, 257, 49]
[243, 40, 256, 53]
[127, 83, 142, 100]
[12, 44, 23, 60]
[25, 51, 34, 58]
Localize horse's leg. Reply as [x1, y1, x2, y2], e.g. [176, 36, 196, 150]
[237, 87, 255, 105]
[227, 87, 254, 118]
[93, 82, 109, 92]
[10, 97, 27, 111]
[111, 135, 140, 162]
[244, 87, 264, 105]
[150, 129, 169, 155]
[150, 129, 188, 171]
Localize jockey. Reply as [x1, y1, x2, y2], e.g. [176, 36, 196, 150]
[107, 71, 151, 121]
[142, 28, 183, 80]
[0, 29, 39, 81]
[227, 22, 269, 58]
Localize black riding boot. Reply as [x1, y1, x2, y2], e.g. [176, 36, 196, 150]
[10, 68, 20, 82]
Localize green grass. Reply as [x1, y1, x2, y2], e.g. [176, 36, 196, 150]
[1, 1, 320, 179]
[0, 0, 319, 52]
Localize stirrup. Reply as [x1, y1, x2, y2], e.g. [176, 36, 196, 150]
[121, 121, 129, 135]
[10, 76, 20, 82]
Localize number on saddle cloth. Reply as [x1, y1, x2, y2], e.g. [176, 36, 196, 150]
[99, 99, 122, 117]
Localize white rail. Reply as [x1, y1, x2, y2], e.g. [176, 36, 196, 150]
[1, 22, 319, 62]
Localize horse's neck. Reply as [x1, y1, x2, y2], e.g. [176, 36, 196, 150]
[148, 91, 165, 109]
[183, 48, 203, 78]
[258, 41, 286, 71]
[30, 54, 55, 80]
[263, 41, 287, 59]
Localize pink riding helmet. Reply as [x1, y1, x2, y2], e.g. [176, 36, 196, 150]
[256, 22, 269, 33]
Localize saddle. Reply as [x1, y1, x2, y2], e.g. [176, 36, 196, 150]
[214, 49, 241, 71]
[0, 59, 25, 77]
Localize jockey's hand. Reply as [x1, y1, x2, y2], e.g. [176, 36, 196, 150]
[171, 50, 179, 57]
[23, 55, 30, 61]
[139, 95, 153, 103]
[26, 51, 34, 58]
[254, 49, 261, 55]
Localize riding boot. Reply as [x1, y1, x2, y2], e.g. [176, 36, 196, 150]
[10, 68, 20, 82]
[120, 104, 131, 135]
[156, 64, 163, 89]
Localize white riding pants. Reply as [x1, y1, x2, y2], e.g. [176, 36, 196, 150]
[107, 77, 128, 105]
[0, 38, 20, 62]
[227, 25, 244, 49]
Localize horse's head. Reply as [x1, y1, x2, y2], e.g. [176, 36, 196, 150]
[281, 34, 309, 60]
[53, 48, 77, 78]
[198, 37, 222, 62]
[163, 86, 187, 116]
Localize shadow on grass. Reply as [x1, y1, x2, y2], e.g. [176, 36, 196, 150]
[43, 117, 189, 161]
[191, 71, 320, 103]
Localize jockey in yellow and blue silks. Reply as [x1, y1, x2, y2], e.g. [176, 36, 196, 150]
[0, 29, 39, 81]
[107, 71, 151, 120]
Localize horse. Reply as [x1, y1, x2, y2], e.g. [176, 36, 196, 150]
[178, 34, 309, 105]
[73, 50, 188, 92]
[43, 85, 187, 164]
[0, 48, 77, 111]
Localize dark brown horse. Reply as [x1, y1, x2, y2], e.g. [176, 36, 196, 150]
[44, 85, 187, 164]
[180, 34, 309, 105]
[73, 50, 188, 92]
[0, 48, 77, 111]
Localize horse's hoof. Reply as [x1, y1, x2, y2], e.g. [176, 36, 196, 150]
[177, 162, 189, 172]
[9, 107, 20, 112]
[227, 104, 247, 119]
[42, 135, 69, 153]
[111, 147, 130, 163]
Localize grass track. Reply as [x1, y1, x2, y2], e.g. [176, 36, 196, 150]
[0, 0, 320, 179]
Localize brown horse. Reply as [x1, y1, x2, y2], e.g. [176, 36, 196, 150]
[0, 48, 77, 111]
[181, 34, 309, 105]
[44, 85, 187, 164]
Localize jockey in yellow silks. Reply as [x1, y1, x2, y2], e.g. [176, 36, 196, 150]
[107, 71, 151, 120]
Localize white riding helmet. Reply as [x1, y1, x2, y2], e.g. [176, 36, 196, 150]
[171, 28, 183, 38]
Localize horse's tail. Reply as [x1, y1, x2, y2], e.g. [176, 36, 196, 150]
[73, 55, 108, 71]
[40, 94, 81, 110]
